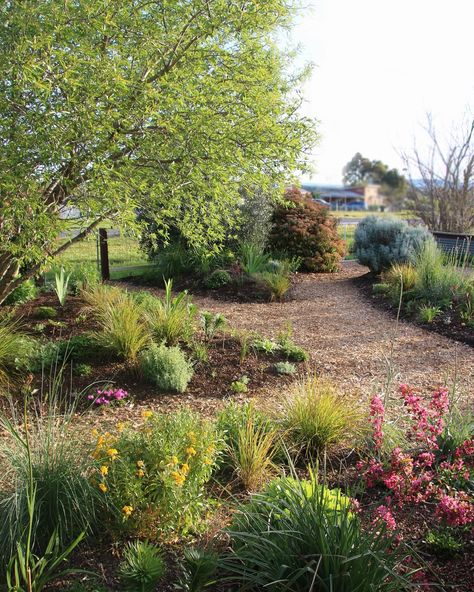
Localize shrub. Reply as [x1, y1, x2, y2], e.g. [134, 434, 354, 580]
[354, 216, 431, 273]
[73, 363, 93, 377]
[381, 263, 418, 292]
[230, 375, 249, 394]
[284, 375, 362, 454]
[139, 342, 193, 393]
[203, 269, 231, 289]
[143, 279, 197, 345]
[177, 547, 218, 592]
[92, 409, 220, 538]
[28, 334, 106, 373]
[0, 398, 102, 567]
[268, 188, 345, 272]
[118, 540, 165, 592]
[280, 341, 308, 362]
[0, 317, 33, 386]
[35, 306, 58, 319]
[274, 361, 296, 375]
[222, 474, 405, 591]
[4, 278, 38, 305]
[254, 270, 291, 301]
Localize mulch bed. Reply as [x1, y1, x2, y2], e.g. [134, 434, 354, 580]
[353, 272, 474, 348]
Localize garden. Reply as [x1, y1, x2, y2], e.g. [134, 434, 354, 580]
[1, 2, 473, 590]
[1, 187, 473, 592]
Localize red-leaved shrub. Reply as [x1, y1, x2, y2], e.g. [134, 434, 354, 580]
[268, 188, 345, 272]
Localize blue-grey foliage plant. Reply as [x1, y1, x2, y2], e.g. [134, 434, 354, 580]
[354, 216, 432, 273]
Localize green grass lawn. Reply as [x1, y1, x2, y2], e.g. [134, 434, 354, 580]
[331, 210, 416, 220]
[338, 224, 356, 259]
[55, 233, 147, 268]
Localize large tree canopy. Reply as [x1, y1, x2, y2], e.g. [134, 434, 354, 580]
[342, 153, 406, 193]
[0, 0, 316, 302]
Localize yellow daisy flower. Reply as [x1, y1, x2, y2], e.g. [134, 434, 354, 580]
[99, 483, 108, 493]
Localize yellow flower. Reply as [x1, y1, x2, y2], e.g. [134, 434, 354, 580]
[186, 446, 197, 457]
[97, 435, 106, 448]
[99, 483, 108, 493]
[203, 457, 212, 465]
[116, 422, 125, 432]
[136, 469, 145, 478]
[181, 463, 190, 475]
[187, 431, 196, 444]
[136, 460, 145, 468]
[171, 471, 185, 487]
[142, 410, 153, 420]
[100, 465, 109, 476]
[91, 428, 99, 437]
[107, 448, 119, 460]
[206, 445, 215, 455]
[122, 505, 134, 517]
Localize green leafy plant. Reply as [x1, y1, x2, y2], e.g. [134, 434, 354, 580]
[0, 317, 34, 387]
[191, 341, 209, 364]
[252, 337, 279, 355]
[425, 528, 464, 557]
[203, 270, 231, 289]
[255, 270, 291, 301]
[54, 267, 71, 306]
[144, 279, 197, 345]
[93, 409, 221, 538]
[73, 363, 93, 377]
[274, 361, 296, 375]
[4, 279, 38, 306]
[118, 540, 165, 592]
[176, 547, 218, 592]
[284, 375, 363, 455]
[139, 342, 193, 393]
[418, 304, 442, 323]
[230, 375, 249, 394]
[201, 311, 226, 341]
[279, 341, 308, 362]
[35, 306, 58, 320]
[221, 473, 408, 591]
[239, 243, 270, 275]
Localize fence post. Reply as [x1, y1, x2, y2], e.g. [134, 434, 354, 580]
[98, 228, 110, 281]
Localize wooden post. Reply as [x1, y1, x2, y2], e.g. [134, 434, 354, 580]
[98, 228, 110, 281]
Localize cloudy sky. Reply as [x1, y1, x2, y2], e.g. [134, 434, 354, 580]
[289, 0, 474, 184]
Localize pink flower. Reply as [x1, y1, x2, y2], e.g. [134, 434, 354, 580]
[369, 394, 385, 451]
[435, 494, 474, 527]
[373, 505, 397, 530]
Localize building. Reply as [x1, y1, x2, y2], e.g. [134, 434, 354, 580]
[301, 183, 386, 210]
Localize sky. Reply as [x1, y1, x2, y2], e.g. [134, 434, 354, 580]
[288, 0, 474, 185]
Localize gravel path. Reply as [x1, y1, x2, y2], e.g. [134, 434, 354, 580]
[190, 262, 474, 402]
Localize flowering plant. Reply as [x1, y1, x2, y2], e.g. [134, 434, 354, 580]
[358, 385, 474, 532]
[87, 387, 128, 406]
[90, 409, 222, 540]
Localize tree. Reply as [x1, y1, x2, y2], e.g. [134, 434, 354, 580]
[342, 153, 406, 197]
[0, 0, 316, 303]
[402, 115, 474, 233]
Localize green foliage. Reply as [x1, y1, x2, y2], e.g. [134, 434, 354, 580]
[437, 407, 474, 460]
[254, 270, 291, 301]
[0, 318, 33, 387]
[51, 262, 100, 296]
[139, 342, 193, 393]
[190, 341, 209, 364]
[372, 282, 390, 294]
[343, 152, 406, 195]
[73, 363, 93, 377]
[0, 0, 317, 304]
[201, 311, 226, 342]
[354, 216, 431, 273]
[90, 289, 150, 362]
[203, 270, 232, 290]
[143, 280, 197, 346]
[284, 376, 362, 454]
[118, 541, 165, 592]
[28, 334, 105, 373]
[176, 547, 219, 592]
[418, 304, 442, 323]
[279, 341, 309, 362]
[0, 397, 101, 571]
[230, 375, 249, 394]
[54, 267, 71, 307]
[35, 306, 58, 320]
[92, 409, 221, 538]
[222, 474, 406, 591]
[274, 361, 296, 375]
[252, 337, 279, 355]
[268, 188, 345, 272]
[4, 279, 38, 306]
[239, 243, 270, 275]
[425, 528, 464, 557]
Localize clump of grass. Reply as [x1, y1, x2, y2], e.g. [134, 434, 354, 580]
[254, 271, 291, 301]
[284, 375, 363, 455]
[143, 279, 197, 345]
[0, 317, 33, 387]
[118, 540, 166, 592]
[418, 304, 442, 323]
